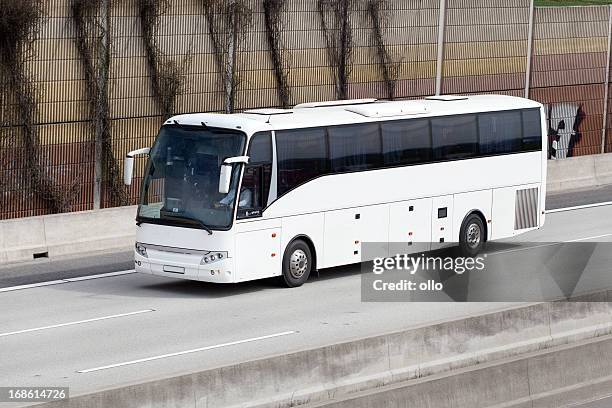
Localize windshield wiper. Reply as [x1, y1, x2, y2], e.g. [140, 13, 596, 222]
[160, 214, 213, 235]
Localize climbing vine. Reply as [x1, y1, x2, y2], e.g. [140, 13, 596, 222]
[138, 0, 186, 119]
[202, 0, 253, 113]
[71, 0, 127, 207]
[317, 0, 355, 100]
[366, 0, 398, 100]
[0, 0, 77, 212]
[263, 0, 290, 108]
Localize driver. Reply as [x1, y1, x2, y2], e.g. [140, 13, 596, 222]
[219, 188, 253, 208]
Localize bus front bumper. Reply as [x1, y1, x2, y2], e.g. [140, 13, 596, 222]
[134, 250, 236, 283]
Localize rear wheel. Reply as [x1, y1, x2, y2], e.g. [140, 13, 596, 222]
[279, 240, 312, 287]
[459, 214, 485, 257]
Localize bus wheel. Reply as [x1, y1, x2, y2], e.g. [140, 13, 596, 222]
[280, 240, 312, 288]
[459, 214, 485, 257]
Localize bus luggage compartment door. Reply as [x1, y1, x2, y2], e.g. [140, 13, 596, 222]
[323, 204, 389, 269]
[235, 226, 281, 282]
[389, 198, 433, 256]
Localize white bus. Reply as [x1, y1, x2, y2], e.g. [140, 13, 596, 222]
[124, 95, 547, 287]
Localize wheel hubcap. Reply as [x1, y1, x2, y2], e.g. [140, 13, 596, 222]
[466, 223, 481, 249]
[289, 249, 308, 279]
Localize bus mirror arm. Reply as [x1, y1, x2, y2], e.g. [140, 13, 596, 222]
[124, 148, 151, 186]
[219, 156, 249, 194]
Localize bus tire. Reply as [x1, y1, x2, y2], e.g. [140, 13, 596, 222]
[459, 214, 485, 257]
[279, 239, 312, 288]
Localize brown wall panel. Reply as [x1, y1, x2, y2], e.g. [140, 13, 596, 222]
[443, 73, 526, 94]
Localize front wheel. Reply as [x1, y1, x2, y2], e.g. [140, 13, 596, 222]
[459, 214, 485, 257]
[279, 240, 312, 288]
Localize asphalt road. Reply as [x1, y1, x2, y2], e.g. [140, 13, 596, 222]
[0, 204, 611, 406]
[546, 184, 612, 210]
[574, 396, 612, 407]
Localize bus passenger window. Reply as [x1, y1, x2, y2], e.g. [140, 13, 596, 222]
[522, 109, 543, 152]
[478, 111, 522, 154]
[431, 115, 478, 160]
[382, 119, 431, 166]
[328, 124, 382, 172]
[276, 128, 328, 196]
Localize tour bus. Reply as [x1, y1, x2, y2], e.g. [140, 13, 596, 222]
[124, 95, 547, 287]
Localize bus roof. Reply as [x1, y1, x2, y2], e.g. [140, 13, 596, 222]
[166, 94, 542, 137]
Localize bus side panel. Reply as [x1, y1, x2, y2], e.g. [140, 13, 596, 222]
[280, 213, 325, 274]
[389, 198, 433, 254]
[453, 189, 493, 242]
[323, 204, 389, 269]
[431, 195, 455, 249]
[234, 220, 281, 282]
[491, 183, 542, 240]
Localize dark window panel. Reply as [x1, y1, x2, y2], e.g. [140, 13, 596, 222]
[478, 111, 522, 155]
[248, 132, 273, 163]
[329, 124, 382, 172]
[522, 109, 543, 151]
[277, 128, 329, 196]
[239, 132, 272, 216]
[432, 115, 478, 160]
[382, 119, 431, 166]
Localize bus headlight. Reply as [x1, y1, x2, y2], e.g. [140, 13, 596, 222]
[135, 243, 148, 258]
[201, 252, 227, 265]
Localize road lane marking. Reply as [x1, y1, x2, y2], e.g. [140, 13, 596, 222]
[64, 270, 136, 282]
[487, 233, 612, 257]
[0, 280, 68, 293]
[0, 309, 155, 338]
[0, 270, 135, 293]
[547, 201, 612, 214]
[77, 331, 298, 373]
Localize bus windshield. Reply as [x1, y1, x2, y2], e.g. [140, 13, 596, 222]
[138, 125, 246, 230]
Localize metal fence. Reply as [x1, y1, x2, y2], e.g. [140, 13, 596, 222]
[1, 0, 611, 220]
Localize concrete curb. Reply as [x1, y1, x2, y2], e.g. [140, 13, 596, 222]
[38, 292, 612, 408]
[547, 153, 612, 193]
[0, 206, 137, 264]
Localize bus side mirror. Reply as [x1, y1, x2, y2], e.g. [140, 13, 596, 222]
[219, 156, 250, 194]
[124, 157, 135, 186]
[219, 164, 232, 194]
[124, 148, 151, 186]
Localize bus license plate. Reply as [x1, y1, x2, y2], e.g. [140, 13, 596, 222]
[163, 265, 185, 274]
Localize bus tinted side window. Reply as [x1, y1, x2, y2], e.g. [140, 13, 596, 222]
[431, 115, 478, 160]
[382, 119, 431, 166]
[329, 124, 382, 172]
[478, 111, 522, 154]
[522, 109, 543, 151]
[276, 128, 328, 196]
[238, 132, 272, 217]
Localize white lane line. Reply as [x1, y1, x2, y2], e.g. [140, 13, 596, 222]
[0, 270, 135, 293]
[487, 233, 612, 257]
[0, 280, 68, 293]
[0, 309, 155, 338]
[64, 270, 136, 282]
[77, 331, 298, 373]
[547, 201, 612, 214]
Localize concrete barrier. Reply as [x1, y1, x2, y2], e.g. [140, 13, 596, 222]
[0, 206, 137, 264]
[315, 335, 612, 408]
[39, 292, 612, 408]
[547, 153, 612, 193]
